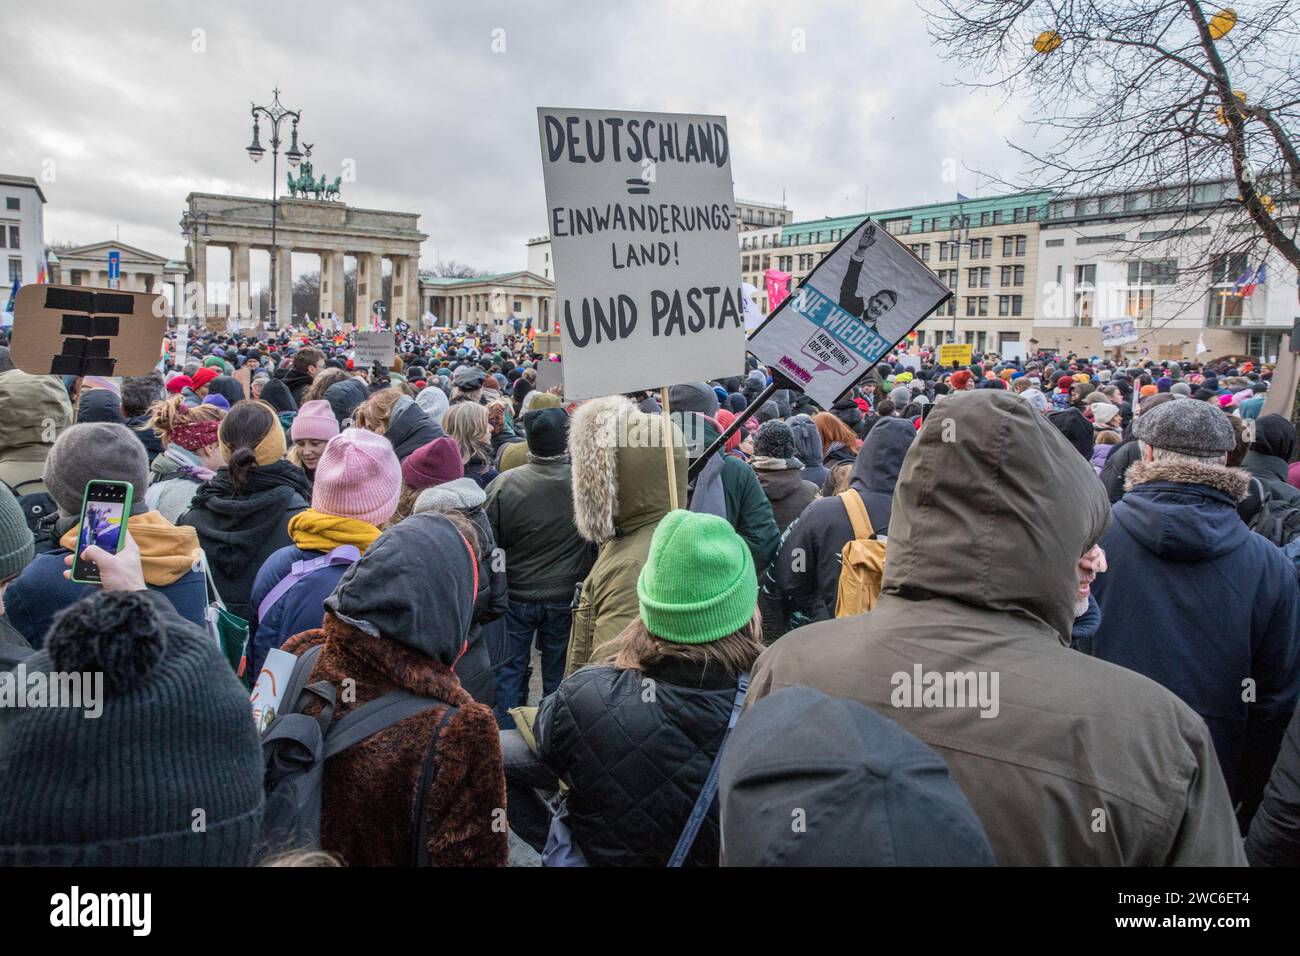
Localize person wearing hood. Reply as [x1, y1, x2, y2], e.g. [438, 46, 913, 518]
[76, 385, 125, 424]
[1046, 407, 1095, 460]
[0, 369, 73, 501]
[720, 687, 995, 866]
[406, 436, 509, 706]
[247, 428, 402, 678]
[324, 376, 369, 429]
[3, 423, 207, 646]
[671, 383, 780, 574]
[747, 391, 1245, 865]
[144, 396, 227, 523]
[760, 417, 914, 637]
[566, 395, 687, 675]
[785, 414, 828, 489]
[415, 379, 450, 428]
[1090, 398, 1300, 830]
[532, 510, 764, 866]
[0, 577, 264, 865]
[281, 511, 508, 865]
[500, 392, 561, 472]
[1243, 414, 1300, 508]
[179, 401, 310, 621]
[749, 420, 818, 533]
[486, 407, 594, 722]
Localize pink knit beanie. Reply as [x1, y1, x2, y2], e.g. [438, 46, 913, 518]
[311, 428, 402, 526]
[292, 399, 341, 442]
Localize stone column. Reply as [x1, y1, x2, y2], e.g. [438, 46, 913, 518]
[275, 246, 294, 328]
[191, 241, 208, 319]
[320, 250, 346, 326]
[390, 255, 408, 326]
[232, 243, 252, 324]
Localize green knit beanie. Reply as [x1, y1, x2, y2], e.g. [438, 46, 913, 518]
[637, 510, 757, 644]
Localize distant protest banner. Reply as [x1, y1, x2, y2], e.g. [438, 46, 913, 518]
[748, 220, 951, 408]
[354, 331, 396, 368]
[1100, 318, 1139, 347]
[537, 107, 745, 400]
[938, 342, 973, 366]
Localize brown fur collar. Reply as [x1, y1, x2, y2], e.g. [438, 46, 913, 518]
[1124, 458, 1252, 501]
[282, 615, 473, 707]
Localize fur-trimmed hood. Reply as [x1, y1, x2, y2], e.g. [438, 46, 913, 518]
[569, 395, 687, 544]
[1124, 459, 1251, 500]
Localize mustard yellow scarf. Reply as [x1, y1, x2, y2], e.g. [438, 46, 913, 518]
[288, 509, 381, 553]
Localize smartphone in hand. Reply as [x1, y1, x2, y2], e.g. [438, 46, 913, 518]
[70, 480, 134, 585]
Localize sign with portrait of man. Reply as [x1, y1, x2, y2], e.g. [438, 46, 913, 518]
[748, 218, 951, 408]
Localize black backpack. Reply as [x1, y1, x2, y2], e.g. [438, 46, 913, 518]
[258, 643, 459, 865]
[2, 478, 59, 556]
[1246, 478, 1300, 547]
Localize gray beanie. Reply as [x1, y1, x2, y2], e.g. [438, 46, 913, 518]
[0, 590, 264, 865]
[754, 420, 795, 460]
[889, 386, 912, 406]
[668, 381, 720, 418]
[1170, 381, 1192, 397]
[44, 423, 150, 518]
[1133, 398, 1234, 456]
[0, 483, 35, 582]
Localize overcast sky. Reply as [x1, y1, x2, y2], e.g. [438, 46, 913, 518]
[1, 0, 1030, 282]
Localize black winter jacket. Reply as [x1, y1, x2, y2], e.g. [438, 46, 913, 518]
[536, 657, 742, 866]
[1247, 700, 1300, 865]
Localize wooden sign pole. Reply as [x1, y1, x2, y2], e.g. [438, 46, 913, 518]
[660, 386, 679, 512]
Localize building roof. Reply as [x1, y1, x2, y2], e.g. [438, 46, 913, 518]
[0, 173, 47, 204]
[419, 270, 553, 289]
[780, 189, 1056, 244]
[56, 240, 171, 263]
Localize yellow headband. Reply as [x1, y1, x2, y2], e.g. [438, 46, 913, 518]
[219, 401, 287, 466]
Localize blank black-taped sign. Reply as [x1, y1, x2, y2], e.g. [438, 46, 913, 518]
[10, 284, 167, 378]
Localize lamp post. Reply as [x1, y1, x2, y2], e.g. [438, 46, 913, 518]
[247, 88, 308, 329]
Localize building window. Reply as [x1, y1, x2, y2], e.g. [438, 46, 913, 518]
[1012, 207, 1025, 223]
[0, 228, 5, 248]
[1208, 252, 1248, 326]
[1126, 289, 1154, 326]
[909, 243, 931, 262]
[8, 258, 21, 283]
[965, 295, 988, 317]
[7, 226, 17, 249]
[992, 210, 1003, 224]
[1073, 264, 1096, 326]
[1078, 233, 1126, 245]
[882, 217, 911, 236]
[5, 197, 17, 210]
[1025, 206, 1037, 220]
[70, 270, 82, 285]
[1045, 238, 1064, 247]
[1247, 333, 1283, 360]
[1127, 259, 1178, 286]
[514, 301, 522, 312]
[979, 212, 990, 226]
[999, 265, 1024, 286]
[997, 294, 1024, 317]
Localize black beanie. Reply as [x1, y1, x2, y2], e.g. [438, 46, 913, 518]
[754, 420, 795, 460]
[0, 590, 264, 865]
[524, 407, 569, 457]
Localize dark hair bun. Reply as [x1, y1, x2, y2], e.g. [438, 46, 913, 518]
[46, 591, 168, 695]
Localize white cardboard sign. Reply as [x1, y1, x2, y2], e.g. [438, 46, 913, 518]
[537, 106, 745, 400]
[353, 331, 396, 368]
[747, 219, 951, 408]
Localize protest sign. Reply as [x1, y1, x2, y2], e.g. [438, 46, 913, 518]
[174, 324, 190, 370]
[939, 342, 973, 366]
[233, 366, 252, 399]
[764, 269, 791, 311]
[537, 106, 745, 400]
[10, 284, 167, 378]
[747, 219, 951, 408]
[1100, 318, 1139, 347]
[249, 648, 298, 734]
[536, 358, 564, 394]
[1001, 341, 1028, 363]
[354, 331, 396, 368]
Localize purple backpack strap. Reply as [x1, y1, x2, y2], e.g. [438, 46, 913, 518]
[257, 544, 361, 624]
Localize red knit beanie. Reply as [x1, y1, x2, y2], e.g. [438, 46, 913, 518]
[400, 436, 465, 491]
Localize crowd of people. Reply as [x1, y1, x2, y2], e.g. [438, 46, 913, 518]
[0, 324, 1298, 867]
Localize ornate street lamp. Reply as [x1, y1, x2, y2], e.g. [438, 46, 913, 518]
[247, 88, 309, 328]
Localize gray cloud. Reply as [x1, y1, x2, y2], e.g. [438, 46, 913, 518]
[1, 0, 1028, 279]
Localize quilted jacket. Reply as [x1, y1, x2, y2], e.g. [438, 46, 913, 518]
[535, 657, 742, 866]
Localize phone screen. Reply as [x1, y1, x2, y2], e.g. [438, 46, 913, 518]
[71, 481, 131, 584]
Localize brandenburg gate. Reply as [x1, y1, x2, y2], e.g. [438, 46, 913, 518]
[180, 192, 427, 328]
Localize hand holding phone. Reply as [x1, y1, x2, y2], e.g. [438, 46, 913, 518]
[69, 480, 134, 585]
[64, 530, 147, 592]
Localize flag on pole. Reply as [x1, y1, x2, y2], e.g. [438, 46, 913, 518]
[1196, 335, 1209, 355]
[36, 255, 48, 285]
[956, 192, 970, 202]
[1237, 263, 1266, 298]
[2, 277, 18, 327]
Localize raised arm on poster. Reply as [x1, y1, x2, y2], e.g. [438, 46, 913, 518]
[537, 107, 746, 400]
[747, 220, 952, 409]
[9, 284, 167, 377]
